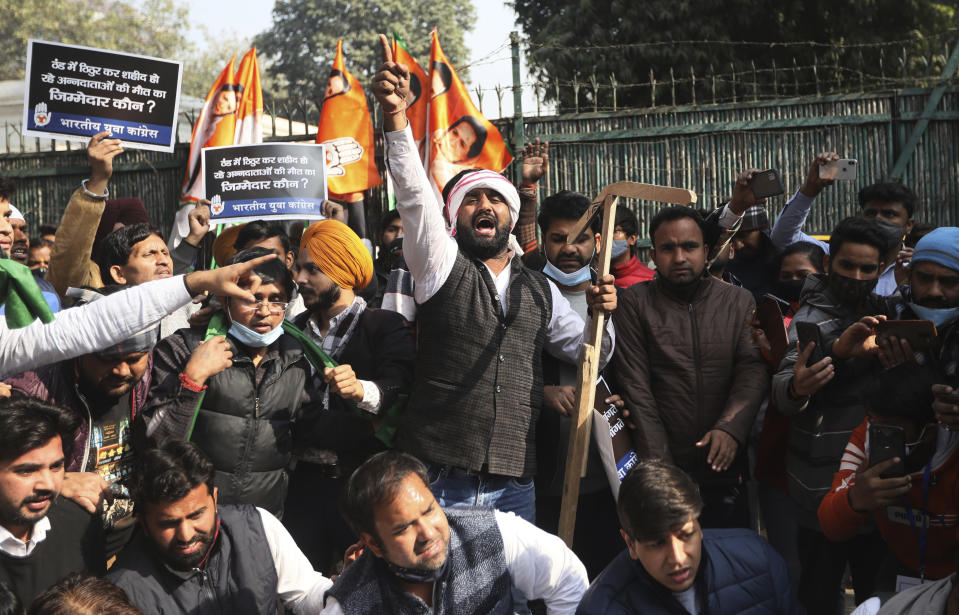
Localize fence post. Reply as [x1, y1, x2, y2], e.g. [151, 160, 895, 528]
[590, 73, 599, 112]
[611, 73, 618, 110]
[690, 68, 696, 106]
[510, 31, 525, 153]
[751, 61, 758, 101]
[650, 69, 656, 108]
[730, 63, 737, 103]
[670, 68, 676, 106]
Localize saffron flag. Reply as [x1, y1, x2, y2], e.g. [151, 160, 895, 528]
[233, 48, 263, 145]
[392, 33, 429, 158]
[170, 56, 238, 249]
[427, 30, 512, 195]
[316, 39, 382, 199]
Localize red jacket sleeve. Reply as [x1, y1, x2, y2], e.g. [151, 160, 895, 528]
[818, 418, 871, 541]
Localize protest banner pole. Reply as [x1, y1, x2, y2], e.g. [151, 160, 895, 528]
[558, 181, 698, 547]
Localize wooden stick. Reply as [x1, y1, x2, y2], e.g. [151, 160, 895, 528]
[557, 181, 698, 547]
[558, 194, 618, 545]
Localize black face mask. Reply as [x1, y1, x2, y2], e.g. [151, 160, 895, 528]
[827, 272, 878, 306]
[773, 279, 805, 304]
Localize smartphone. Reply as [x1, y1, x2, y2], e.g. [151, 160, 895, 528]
[820, 158, 858, 181]
[868, 422, 907, 478]
[795, 320, 825, 366]
[757, 295, 788, 363]
[875, 319, 938, 351]
[750, 169, 785, 199]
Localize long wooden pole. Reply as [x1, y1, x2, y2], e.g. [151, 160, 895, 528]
[558, 194, 618, 545]
[557, 182, 697, 547]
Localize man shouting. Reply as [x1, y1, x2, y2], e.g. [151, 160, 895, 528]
[371, 34, 617, 523]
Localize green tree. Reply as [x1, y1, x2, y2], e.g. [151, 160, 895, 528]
[512, 0, 959, 111]
[0, 0, 192, 80]
[254, 0, 477, 103]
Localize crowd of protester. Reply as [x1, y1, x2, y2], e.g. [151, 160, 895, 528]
[0, 34, 958, 614]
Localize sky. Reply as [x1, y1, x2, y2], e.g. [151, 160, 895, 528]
[185, 0, 542, 120]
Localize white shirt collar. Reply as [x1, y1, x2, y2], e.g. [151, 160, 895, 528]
[0, 515, 51, 557]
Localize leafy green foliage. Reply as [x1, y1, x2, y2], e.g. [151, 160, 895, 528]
[512, 0, 959, 110]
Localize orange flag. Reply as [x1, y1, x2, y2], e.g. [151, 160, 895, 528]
[392, 34, 429, 156]
[233, 48, 263, 145]
[180, 56, 237, 203]
[316, 40, 382, 199]
[427, 30, 512, 195]
[171, 56, 238, 248]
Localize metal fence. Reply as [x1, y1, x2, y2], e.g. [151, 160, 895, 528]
[1, 84, 958, 241]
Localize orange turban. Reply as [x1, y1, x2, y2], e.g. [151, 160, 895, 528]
[212, 223, 245, 267]
[300, 219, 373, 289]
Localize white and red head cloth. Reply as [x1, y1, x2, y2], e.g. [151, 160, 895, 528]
[444, 169, 520, 236]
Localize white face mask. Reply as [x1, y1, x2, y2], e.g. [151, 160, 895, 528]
[611, 239, 629, 259]
[226, 306, 284, 348]
[543, 259, 591, 286]
[907, 302, 959, 329]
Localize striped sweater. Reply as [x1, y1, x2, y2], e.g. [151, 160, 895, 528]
[818, 418, 959, 579]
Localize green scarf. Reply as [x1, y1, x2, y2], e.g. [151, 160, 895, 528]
[0, 258, 54, 328]
[186, 315, 403, 447]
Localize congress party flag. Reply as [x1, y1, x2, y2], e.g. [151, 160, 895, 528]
[233, 48, 263, 145]
[316, 39, 382, 198]
[427, 30, 512, 195]
[170, 56, 238, 249]
[392, 33, 429, 157]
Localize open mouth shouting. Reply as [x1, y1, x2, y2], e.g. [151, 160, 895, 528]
[472, 212, 497, 237]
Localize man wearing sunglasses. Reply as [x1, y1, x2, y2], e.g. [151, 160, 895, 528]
[142, 246, 307, 518]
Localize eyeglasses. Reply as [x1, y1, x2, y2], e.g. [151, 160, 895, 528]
[235, 298, 289, 314]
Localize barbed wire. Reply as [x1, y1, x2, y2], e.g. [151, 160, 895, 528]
[525, 29, 959, 52]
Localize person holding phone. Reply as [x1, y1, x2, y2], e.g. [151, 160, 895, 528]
[818, 364, 959, 592]
[771, 216, 892, 615]
[769, 152, 917, 297]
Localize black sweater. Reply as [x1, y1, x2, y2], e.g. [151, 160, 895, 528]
[0, 498, 104, 605]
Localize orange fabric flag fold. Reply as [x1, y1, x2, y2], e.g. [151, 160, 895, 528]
[317, 39, 382, 198]
[427, 30, 512, 194]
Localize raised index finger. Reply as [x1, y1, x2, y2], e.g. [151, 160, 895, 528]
[379, 34, 394, 64]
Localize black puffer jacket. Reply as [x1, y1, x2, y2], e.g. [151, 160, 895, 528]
[771, 274, 887, 529]
[143, 327, 308, 517]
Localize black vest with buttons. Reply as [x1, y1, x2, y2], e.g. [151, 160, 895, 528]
[396, 251, 553, 477]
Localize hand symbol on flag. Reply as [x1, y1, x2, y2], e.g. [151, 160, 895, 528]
[323, 137, 364, 176]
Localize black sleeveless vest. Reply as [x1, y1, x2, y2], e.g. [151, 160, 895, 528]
[326, 507, 512, 614]
[108, 505, 279, 615]
[396, 251, 553, 477]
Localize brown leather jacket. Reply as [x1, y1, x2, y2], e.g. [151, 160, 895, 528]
[612, 275, 766, 482]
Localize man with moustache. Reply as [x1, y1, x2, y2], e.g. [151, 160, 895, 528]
[108, 441, 331, 614]
[321, 451, 587, 614]
[285, 219, 415, 572]
[0, 397, 104, 606]
[612, 206, 766, 529]
[372, 34, 617, 521]
[4, 286, 160, 555]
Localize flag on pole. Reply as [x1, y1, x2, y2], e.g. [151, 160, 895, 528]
[233, 48, 263, 145]
[170, 56, 238, 249]
[427, 30, 512, 195]
[316, 39, 382, 199]
[392, 33, 429, 159]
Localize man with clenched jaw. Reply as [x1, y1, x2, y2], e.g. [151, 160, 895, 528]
[372, 33, 618, 523]
[578, 460, 802, 615]
[0, 397, 105, 606]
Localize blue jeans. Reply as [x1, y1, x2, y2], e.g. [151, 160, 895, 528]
[426, 463, 536, 524]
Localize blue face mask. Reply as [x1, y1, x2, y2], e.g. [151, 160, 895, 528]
[543, 259, 591, 287]
[227, 306, 284, 348]
[907, 302, 959, 328]
[611, 239, 629, 259]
